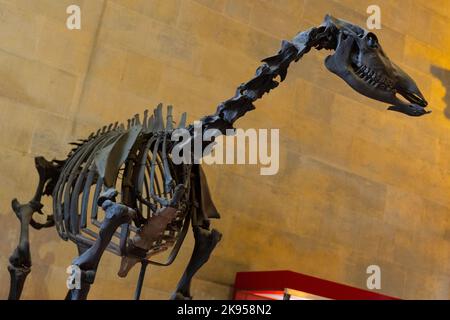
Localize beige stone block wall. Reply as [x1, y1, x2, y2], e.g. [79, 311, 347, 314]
[0, 0, 449, 299]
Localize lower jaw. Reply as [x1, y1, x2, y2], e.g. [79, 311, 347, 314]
[388, 102, 429, 116]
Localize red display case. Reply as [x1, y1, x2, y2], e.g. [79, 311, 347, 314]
[234, 270, 399, 300]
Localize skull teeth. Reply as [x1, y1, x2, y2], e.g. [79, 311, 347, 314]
[353, 64, 394, 91]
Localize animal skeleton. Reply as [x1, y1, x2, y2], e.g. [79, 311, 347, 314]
[6, 15, 429, 300]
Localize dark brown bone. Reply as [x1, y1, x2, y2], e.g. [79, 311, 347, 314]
[8, 157, 62, 300]
[6, 15, 430, 300]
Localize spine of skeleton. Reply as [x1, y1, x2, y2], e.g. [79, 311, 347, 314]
[196, 24, 334, 136]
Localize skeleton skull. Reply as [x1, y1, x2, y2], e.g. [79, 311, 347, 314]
[322, 15, 429, 116]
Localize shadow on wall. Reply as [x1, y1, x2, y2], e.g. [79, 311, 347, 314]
[430, 65, 450, 119]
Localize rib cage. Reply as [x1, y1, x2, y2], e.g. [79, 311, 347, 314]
[53, 104, 192, 264]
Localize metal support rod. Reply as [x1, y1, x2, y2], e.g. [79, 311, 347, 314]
[134, 260, 149, 300]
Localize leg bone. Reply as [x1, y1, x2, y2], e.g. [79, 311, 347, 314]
[171, 226, 222, 300]
[67, 194, 135, 300]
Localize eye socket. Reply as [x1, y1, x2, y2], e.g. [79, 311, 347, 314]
[366, 33, 379, 48]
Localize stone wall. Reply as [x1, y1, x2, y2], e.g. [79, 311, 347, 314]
[0, 0, 449, 299]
